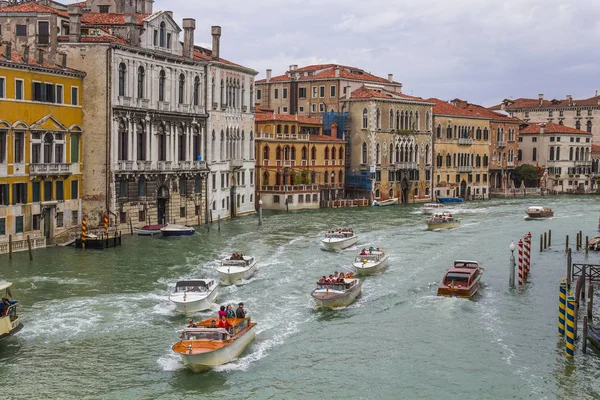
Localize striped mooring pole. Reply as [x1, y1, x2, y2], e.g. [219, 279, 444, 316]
[524, 232, 532, 280]
[81, 217, 87, 249]
[518, 239, 524, 285]
[566, 291, 576, 358]
[558, 279, 566, 337]
[103, 215, 109, 236]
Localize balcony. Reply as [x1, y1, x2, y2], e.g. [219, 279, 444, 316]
[506, 161, 515, 167]
[230, 158, 244, 169]
[260, 184, 320, 193]
[136, 160, 152, 170]
[176, 104, 190, 113]
[190, 105, 206, 115]
[242, 106, 247, 112]
[132, 98, 149, 109]
[458, 138, 473, 145]
[497, 141, 507, 148]
[157, 101, 170, 112]
[221, 103, 227, 110]
[576, 160, 592, 166]
[212, 102, 218, 110]
[458, 166, 473, 172]
[30, 163, 73, 176]
[283, 160, 296, 167]
[301, 160, 308, 166]
[117, 96, 131, 107]
[157, 161, 173, 171]
[392, 162, 418, 170]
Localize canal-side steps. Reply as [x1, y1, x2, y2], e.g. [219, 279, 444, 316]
[51, 225, 81, 247]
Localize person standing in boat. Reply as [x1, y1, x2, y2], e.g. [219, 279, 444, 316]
[218, 305, 228, 319]
[235, 302, 247, 318]
[226, 304, 235, 318]
[218, 315, 232, 331]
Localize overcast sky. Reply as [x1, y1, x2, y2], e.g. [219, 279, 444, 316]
[169, 0, 600, 106]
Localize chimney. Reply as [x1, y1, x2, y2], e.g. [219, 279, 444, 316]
[596, 90, 599, 97]
[37, 48, 44, 65]
[266, 69, 272, 83]
[124, 15, 136, 45]
[289, 64, 294, 71]
[211, 26, 221, 59]
[68, 5, 82, 43]
[539, 123, 545, 135]
[388, 73, 393, 83]
[334, 67, 340, 78]
[567, 95, 573, 106]
[346, 85, 352, 98]
[182, 18, 196, 59]
[331, 122, 338, 138]
[2, 41, 11, 61]
[538, 93, 543, 107]
[292, 64, 298, 70]
[60, 53, 67, 68]
[22, 45, 29, 64]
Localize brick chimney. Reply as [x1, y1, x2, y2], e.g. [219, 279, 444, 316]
[124, 15, 137, 45]
[182, 18, 196, 59]
[266, 69, 272, 83]
[567, 95, 573, 106]
[2, 41, 11, 61]
[388, 73, 393, 83]
[334, 67, 340, 78]
[538, 93, 543, 107]
[451, 99, 468, 109]
[60, 53, 67, 68]
[68, 5, 82, 43]
[22, 45, 29, 64]
[331, 122, 338, 137]
[211, 26, 221, 59]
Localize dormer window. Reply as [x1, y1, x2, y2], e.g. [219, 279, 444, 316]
[159, 22, 166, 47]
[98, 5, 109, 13]
[167, 33, 172, 49]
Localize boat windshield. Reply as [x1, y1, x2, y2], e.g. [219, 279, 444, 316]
[317, 283, 345, 291]
[453, 261, 479, 268]
[223, 257, 253, 266]
[356, 254, 380, 262]
[175, 280, 211, 293]
[444, 273, 470, 283]
[183, 330, 227, 341]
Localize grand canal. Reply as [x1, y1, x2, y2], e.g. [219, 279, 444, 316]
[1, 196, 599, 399]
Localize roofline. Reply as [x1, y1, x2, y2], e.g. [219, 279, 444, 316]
[255, 119, 321, 125]
[208, 60, 258, 76]
[256, 76, 402, 86]
[342, 97, 434, 107]
[0, 59, 86, 78]
[432, 113, 491, 121]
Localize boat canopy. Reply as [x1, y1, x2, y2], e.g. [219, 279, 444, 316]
[175, 280, 213, 292]
[453, 260, 480, 268]
[182, 327, 230, 341]
[444, 272, 471, 283]
[0, 281, 12, 291]
[356, 253, 383, 262]
[222, 257, 254, 266]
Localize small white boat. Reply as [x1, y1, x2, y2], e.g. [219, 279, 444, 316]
[135, 224, 165, 236]
[161, 223, 195, 236]
[422, 203, 445, 215]
[169, 279, 219, 314]
[217, 255, 257, 285]
[172, 316, 257, 372]
[0, 281, 23, 341]
[525, 206, 553, 220]
[311, 275, 362, 308]
[321, 229, 358, 251]
[353, 248, 389, 275]
[427, 212, 460, 230]
[373, 198, 398, 207]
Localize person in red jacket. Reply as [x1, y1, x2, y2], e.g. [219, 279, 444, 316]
[218, 315, 232, 331]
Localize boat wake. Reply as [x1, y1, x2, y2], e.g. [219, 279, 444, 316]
[157, 350, 184, 371]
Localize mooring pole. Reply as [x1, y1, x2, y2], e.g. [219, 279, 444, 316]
[586, 235, 589, 255]
[540, 234, 543, 253]
[558, 279, 566, 337]
[509, 241, 516, 288]
[218, 214, 221, 231]
[258, 199, 263, 226]
[566, 235, 569, 254]
[566, 249, 572, 289]
[27, 235, 33, 261]
[549, 229, 552, 247]
[8, 234, 12, 260]
[566, 292, 576, 358]
[544, 231, 547, 250]
[583, 316, 588, 354]
[588, 284, 594, 319]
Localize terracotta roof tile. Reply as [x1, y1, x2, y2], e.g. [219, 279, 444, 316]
[81, 12, 148, 25]
[68, 1, 87, 6]
[308, 134, 345, 142]
[491, 96, 600, 110]
[192, 47, 245, 68]
[255, 111, 322, 125]
[57, 34, 127, 44]
[256, 64, 400, 85]
[592, 144, 600, 152]
[349, 86, 425, 101]
[428, 98, 491, 119]
[0, 2, 68, 17]
[520, 122, 590, 135]
[0, 50, 84, 74]
[463, 103, 523, 123]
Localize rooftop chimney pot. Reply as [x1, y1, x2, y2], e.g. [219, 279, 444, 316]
[266, 69, 272, 83]
[68, 5, 82, 43]
[182, 18, 196, 59]
[388, 73, 393, 83]
[211, 26, 221, 59]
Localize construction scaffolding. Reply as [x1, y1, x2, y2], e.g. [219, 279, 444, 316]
[321, 111, 348, 139]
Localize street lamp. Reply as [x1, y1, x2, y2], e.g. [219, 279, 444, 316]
[509, 241, 516, 287]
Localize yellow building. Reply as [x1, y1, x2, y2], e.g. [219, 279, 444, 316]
[429, 98, 491, 200]
[254, 108, 345, 210]
[0, 43, 85, 250]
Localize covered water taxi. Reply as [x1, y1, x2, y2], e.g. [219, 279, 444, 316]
[321, 228, 358, 251]
[311, 273, 362, 308]
[437, 260, 484, 298]
[0, 281, 23, 340]
[525, 206, 553, 220]
[172, 316, 256, 372]
[353, 248, 389, 275]
[217, 253, 257, 285]
[426, 212, 460, 230]
[422, 203, 445, 215]
[169, 279, 218, 314]
[437, 197, 463, 204]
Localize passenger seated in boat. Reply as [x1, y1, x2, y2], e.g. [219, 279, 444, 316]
[218, 315, 232, 331]
[190, 286, 200, 292]
[339, 272, 345, 279]
[319, 276, 327, 283]
[360, 248, 367, 255]
[211, 320, 217, 328]
[188, 318, 196, 328]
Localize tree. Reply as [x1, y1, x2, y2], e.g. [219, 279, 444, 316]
[515, 164, 540, 187]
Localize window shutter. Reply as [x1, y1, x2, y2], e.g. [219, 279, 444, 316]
[12, 184, 17, 204]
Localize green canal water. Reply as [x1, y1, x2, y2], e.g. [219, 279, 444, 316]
[1, 196, 600, 399]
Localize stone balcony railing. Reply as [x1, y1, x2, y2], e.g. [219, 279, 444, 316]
[506, 161, 515, 167]
[230, 158, 244, 169]
[392, 162, 418, 170]
[458, 138, 473, 145]
[458, 165, 474, 172]
[116, 96, 131, 107]
[30, 163, 73, 175]
[260, 184, 320, 193]
[575, 160, 592, 166]
[157, 101, 170, 111]
[116, 160, 208, 172]
[497, 141, 507, 148]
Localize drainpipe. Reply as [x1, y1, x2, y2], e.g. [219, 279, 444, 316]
[204, 62, 211, 224]
[106, 45, 112, 216]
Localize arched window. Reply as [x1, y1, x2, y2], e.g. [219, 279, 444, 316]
[284, 125, 289, 134]
[263, 145, 269, 160]
[425, 144, 430, 165]
[549, 147, 555, 161]
[425, 112, 430, 131]
[396, 111, 400, 130]
[277, 125, 282, 134]
[311, 146, 317, 160]
[389, 109, 394, 129]
[396, 145, 400, 163]
[118, 62, 126, 97]
[159, 22, 166, 47]
[178, 74, 185, 104]
[436, 153, 442, 167]
[556, 146, 561, 160]
[220, 130, 224, 160]
[339, 171, 343, 184]
[331, 147, 337, 160]
[291, 125, 296, 134]
[331, 171, 335, 184]
[518, 149, 522, 161]
[376, 108, 381, 129]
[158, 70, 165, 102]
[137, 65, 144, 99]
[339, 146, 343, 160]
[389, 143, 394, 164]
[569, 147, 574, 161]
[532, 147, 537, 162]
[301, 146, 307, 160]
[576, 120, 581, 130]
[446, 154, 451, 167]
[220, 79, 224, 105]
[324, 170, 328, 184]
[291, 146, 296, 161]
[276, 146, 281, 160]
[263, 172, 269, 185]
[362, 108, 368, 129]
[376, 143, 380, 164]
[436, 125, 441, 138]
[193, 76, 200, 106]
[446, 125, 452, 139]
[483, 154, 489, 167]
[362, 142, 367, 164]
[476, 154, 481, 167]
[324, 147, 329, 160]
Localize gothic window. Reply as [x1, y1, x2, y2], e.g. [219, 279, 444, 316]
[339, 146, 343, 161]
[118, 62, 126, 97]
[193, 76, 200, 106]
[159, 22, 166, 47]
[324, 147, 329, 160]
[362, 108, 368, 129]
[576, 120, 581, 130]
[276, 146, 281, 160]
[389, 143, 394, 164]
[587, 120, 592, 133]
[331, 147, 337, 160]
[556, 146, 561, 160]
[362, 142, 367, 164]
[376, 108, 381, 129]
[425, 111, 430, 131]
[533, 148, 537, 162]
[389, 109, 394, 129]
[301, 146, 307, 160]
[137, 65, 144, 99]
[311, 146, 317, 160]
[396, 111, 400, 130]
[436, 125, 441, 138]
[158, 124, 166, 162]
[158, 70, 165, 102]
[376, 143, 380, 164]
[483, 154, 489, 167]
[446, 154, 451, 167]
[178, 74, 185, 104]
[549, 147, 554, 161]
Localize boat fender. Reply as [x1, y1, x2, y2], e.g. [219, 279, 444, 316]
[183, 292, 187, 302]
[363, 259, 367, 264]
[188, 344, 193, 354]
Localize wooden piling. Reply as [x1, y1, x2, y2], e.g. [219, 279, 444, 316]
[581, 265, 586, 301]
[583, 316, 588, 354]
[8, 234, 12, 260]
[588, 284, 594, 319]
[26, 235, 33, 261]
[566, 235, 569, 254]
[218, 214, 221, 231]
[540, 234, 543, 252]
[129, 217, 133, 236]
[586, 235, 589, 255]
[544, 231, 547, 249]
[549, 229, 552, 247]
[567, 249, 572, 289]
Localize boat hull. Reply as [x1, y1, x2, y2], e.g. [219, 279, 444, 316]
[311, 283, 362, 308]
[162, 229, 195, 236]
[373, 199, 398, 207]
[427, 221, 460, 230]
[437, 198, 464, 204]
[353, 256, 389, 275]
[321, 236, 358, 251]
[217, 261, 258, 285]
[437, 275, 482, 298]
[178, 326, 256, 372]
[135, 229, 162, 236]
[0, 318, 23, 341]
[170, 288, 218, 314]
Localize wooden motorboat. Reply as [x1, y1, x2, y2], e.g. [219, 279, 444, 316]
[353, 248, 389, 275]
[135, 224, 165, 236]
[422, 203, 445, 215]
[216, 254, 257, 285]
[169, 279, 218, 314]
[437, 197, 463, 204]
[0, 281, 23, 341]
[311, 274, 362, 308]
[373, 198, 398, 207]
[427, 212, 460, 230]
[321, 229, 358, 251]
[161, 223, 195, 236]
[172, 316, 256, 372]
[525, 206, 553, 220]
[437, 260, 484, 298]
[589, 237, 600, 251]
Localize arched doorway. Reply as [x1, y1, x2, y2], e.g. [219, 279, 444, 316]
[157, 183, 169, 224]
[400, 178, 409, 203]
[460, 180, 467, 199]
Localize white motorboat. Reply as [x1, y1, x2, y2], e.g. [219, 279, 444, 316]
[217, 255, 257, 285]
[353, 248, 389, 275]
[161, 223, 195, 236]
[311, 275, 362, 308]
[422, 203, 445, 215]
[427, 212, 460, 230]
[169, 279, 218, 314]
[321, 229, 358, 251]
[172, 317, 257, 372]
[0, 281, 23, 341]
